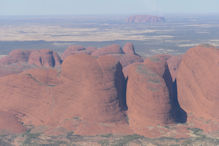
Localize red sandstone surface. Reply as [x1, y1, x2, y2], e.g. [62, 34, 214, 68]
[0, 54, 132, 135]
[0, 63, 34, 77]
[176, 45, 219, 132]
[123, 42, 137, 55]
[0, 49, 61, 77]
[0, 50, 31, 65]
[28, 49, 62, 67]
[61, 43, 143, 68]
[0, 43, 218, 138]
[0, 49, 62, 68]
[0, 111, 26, 134]
[124, 55, 182, 136]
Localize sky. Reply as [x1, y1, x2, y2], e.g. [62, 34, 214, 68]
[1, 0, 219, 16]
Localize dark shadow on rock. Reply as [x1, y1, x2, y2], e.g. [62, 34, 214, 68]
[163, 64, 187, 123]
[124, 77, 128, 111]
[115, 63, 128, 111]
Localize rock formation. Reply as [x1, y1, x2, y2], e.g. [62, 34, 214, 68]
[0, 49, 62, 68]
[91, 43, 143, 67]
[28, 49, 62, 67]
[123, 42, 137, 55]
[0, 43, 218, 137]
[125, 55, 185, 136]
[60, 54, 127, 122]
[177, 45, 219, 131]
[0, 54, 131, 135]
[127, 15, 165, 23]
[61, 43, 143, 68]
[0, 50, 31, 65]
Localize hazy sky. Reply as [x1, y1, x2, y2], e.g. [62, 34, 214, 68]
[1, 0, 219, 16]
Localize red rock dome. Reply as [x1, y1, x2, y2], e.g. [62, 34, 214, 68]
[177, 45, 219, 131]
[125, 55, 186, 136]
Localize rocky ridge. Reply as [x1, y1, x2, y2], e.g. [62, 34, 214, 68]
[0, 43, 218, 138]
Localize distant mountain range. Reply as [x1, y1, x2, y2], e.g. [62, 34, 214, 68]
[127, 15, 165, 23]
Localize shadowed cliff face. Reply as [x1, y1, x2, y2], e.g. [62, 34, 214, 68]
[114, 63, 128, 111]
[163, 64, 187, 123]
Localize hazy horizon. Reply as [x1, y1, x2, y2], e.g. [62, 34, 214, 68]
[1, 0, 219, 16]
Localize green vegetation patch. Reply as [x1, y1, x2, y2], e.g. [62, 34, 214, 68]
[98, 139, 109, 146]
[112, 134, 144, 146]
[147, 78, 161, 84]
[149, 56, 161, 63]
[100, 133, 113, 138]
[136, 64, 158, 78]
[23, 132, 41, 144]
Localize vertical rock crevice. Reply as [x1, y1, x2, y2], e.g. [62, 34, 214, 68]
[163, 64, 187, 123]
[115, 63, 128, 111]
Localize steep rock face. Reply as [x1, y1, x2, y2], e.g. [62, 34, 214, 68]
[127, 15, 165, 23]
[125, 55, 184, 136]
[28, 49, 62, 67]
[0, 54, 130, 135]
[177, 45, 219, 128]
[91, 44, 123, 57]
[50, 54, 131, 134]
[123, 42, 137, 55]
[60, 54, 127, 122]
